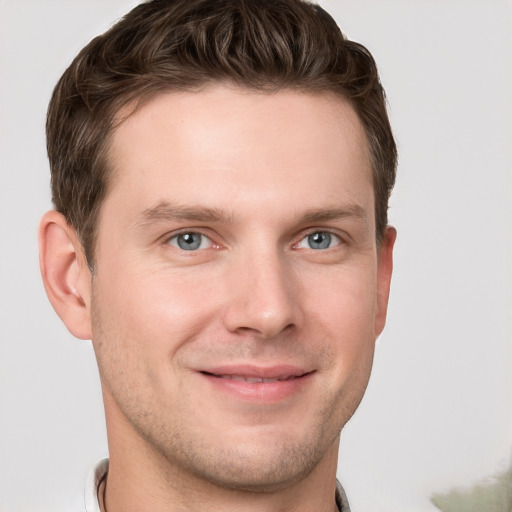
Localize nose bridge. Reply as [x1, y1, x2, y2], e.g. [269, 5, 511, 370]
[222, 243, 300, 338]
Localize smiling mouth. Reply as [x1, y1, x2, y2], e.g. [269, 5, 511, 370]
[201, 371, 308, 383]
[197, 367, 315, 401]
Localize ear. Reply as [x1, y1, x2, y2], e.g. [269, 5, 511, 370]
[374, 226, 397, 337]
[38, 210, 92, 340]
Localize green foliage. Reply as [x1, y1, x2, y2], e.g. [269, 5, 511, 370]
[430, 460, 512, 512]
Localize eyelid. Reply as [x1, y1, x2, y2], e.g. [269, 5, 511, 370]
[293, 229, 345, 249]
[160, 227, 347, 250]
[164, 229, 219, 249]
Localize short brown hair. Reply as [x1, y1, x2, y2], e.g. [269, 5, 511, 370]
[47, 0, 397, 265]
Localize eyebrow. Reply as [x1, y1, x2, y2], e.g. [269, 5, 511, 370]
[297, 205, 367, 224]
[134, 201, 237, 227]
[133, 201, 367, 228]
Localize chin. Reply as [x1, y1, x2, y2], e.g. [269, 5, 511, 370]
[188, 446, 323, 492]
[159, 421, 339, 492]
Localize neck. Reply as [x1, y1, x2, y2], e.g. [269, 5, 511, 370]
[102, 402, 341, 512]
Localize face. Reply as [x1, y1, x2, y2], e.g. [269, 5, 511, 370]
[89, 85, 393, 490]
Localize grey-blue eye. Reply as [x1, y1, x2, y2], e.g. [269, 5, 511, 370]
[168, 232, 213, 251]
[297, 231, 341, 250]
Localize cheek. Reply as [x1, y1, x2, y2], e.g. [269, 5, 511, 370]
[92, 264, 224, 362]
[301, 265, 378, 388]
[90, 271, 210, 414]
[303, 263, 377, 338]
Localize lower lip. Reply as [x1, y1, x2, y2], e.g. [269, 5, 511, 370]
[199, 372, 314, 402]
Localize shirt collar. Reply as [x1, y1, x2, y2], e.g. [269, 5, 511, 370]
[84, 458, 108, 512]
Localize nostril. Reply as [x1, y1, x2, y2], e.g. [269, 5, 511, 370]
[222, 277, 301, 338]
[234, 322, 295, 339]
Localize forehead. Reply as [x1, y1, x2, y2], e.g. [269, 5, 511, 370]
[103, 85, 373, 225]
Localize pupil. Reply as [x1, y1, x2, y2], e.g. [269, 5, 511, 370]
[178, 233, 201, 250]
[309, 232, 330, 249]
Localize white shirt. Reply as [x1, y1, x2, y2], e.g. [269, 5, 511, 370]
[84, 458, 351, 511]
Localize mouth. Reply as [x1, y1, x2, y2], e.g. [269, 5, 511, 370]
[201, 372, 308, 383]
[196, 366, 315, 402]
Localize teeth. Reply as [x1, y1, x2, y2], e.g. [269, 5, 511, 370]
[220, 375, 288, 383]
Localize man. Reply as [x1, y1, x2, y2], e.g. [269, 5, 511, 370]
[38, 0, 396, 510]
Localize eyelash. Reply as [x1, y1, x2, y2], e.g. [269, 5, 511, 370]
[294, 230, 343, 250]
[166, 230, 217, 251]
[164, 229, 345, 252]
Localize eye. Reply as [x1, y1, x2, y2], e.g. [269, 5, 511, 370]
[167, 232, 214, 251]
[296, 231, 342, 250]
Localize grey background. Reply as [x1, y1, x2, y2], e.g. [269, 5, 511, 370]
[1, 1, 511, 511]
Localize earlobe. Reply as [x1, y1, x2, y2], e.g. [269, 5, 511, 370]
[38, 210, 93, 340]
[375, 226, 397, 337]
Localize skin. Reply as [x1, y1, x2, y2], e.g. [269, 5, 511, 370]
[39, 85, 395, 512]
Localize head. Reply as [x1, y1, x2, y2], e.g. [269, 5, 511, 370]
[40, 0, 397, 497]
[46, 0, 396, 267]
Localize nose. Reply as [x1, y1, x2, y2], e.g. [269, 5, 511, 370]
[222, 249, 302, 339]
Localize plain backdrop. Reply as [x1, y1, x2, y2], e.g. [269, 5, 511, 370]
[1, 1, 511, 511]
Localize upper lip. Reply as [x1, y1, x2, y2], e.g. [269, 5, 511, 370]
[197, 365, 312, 381]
